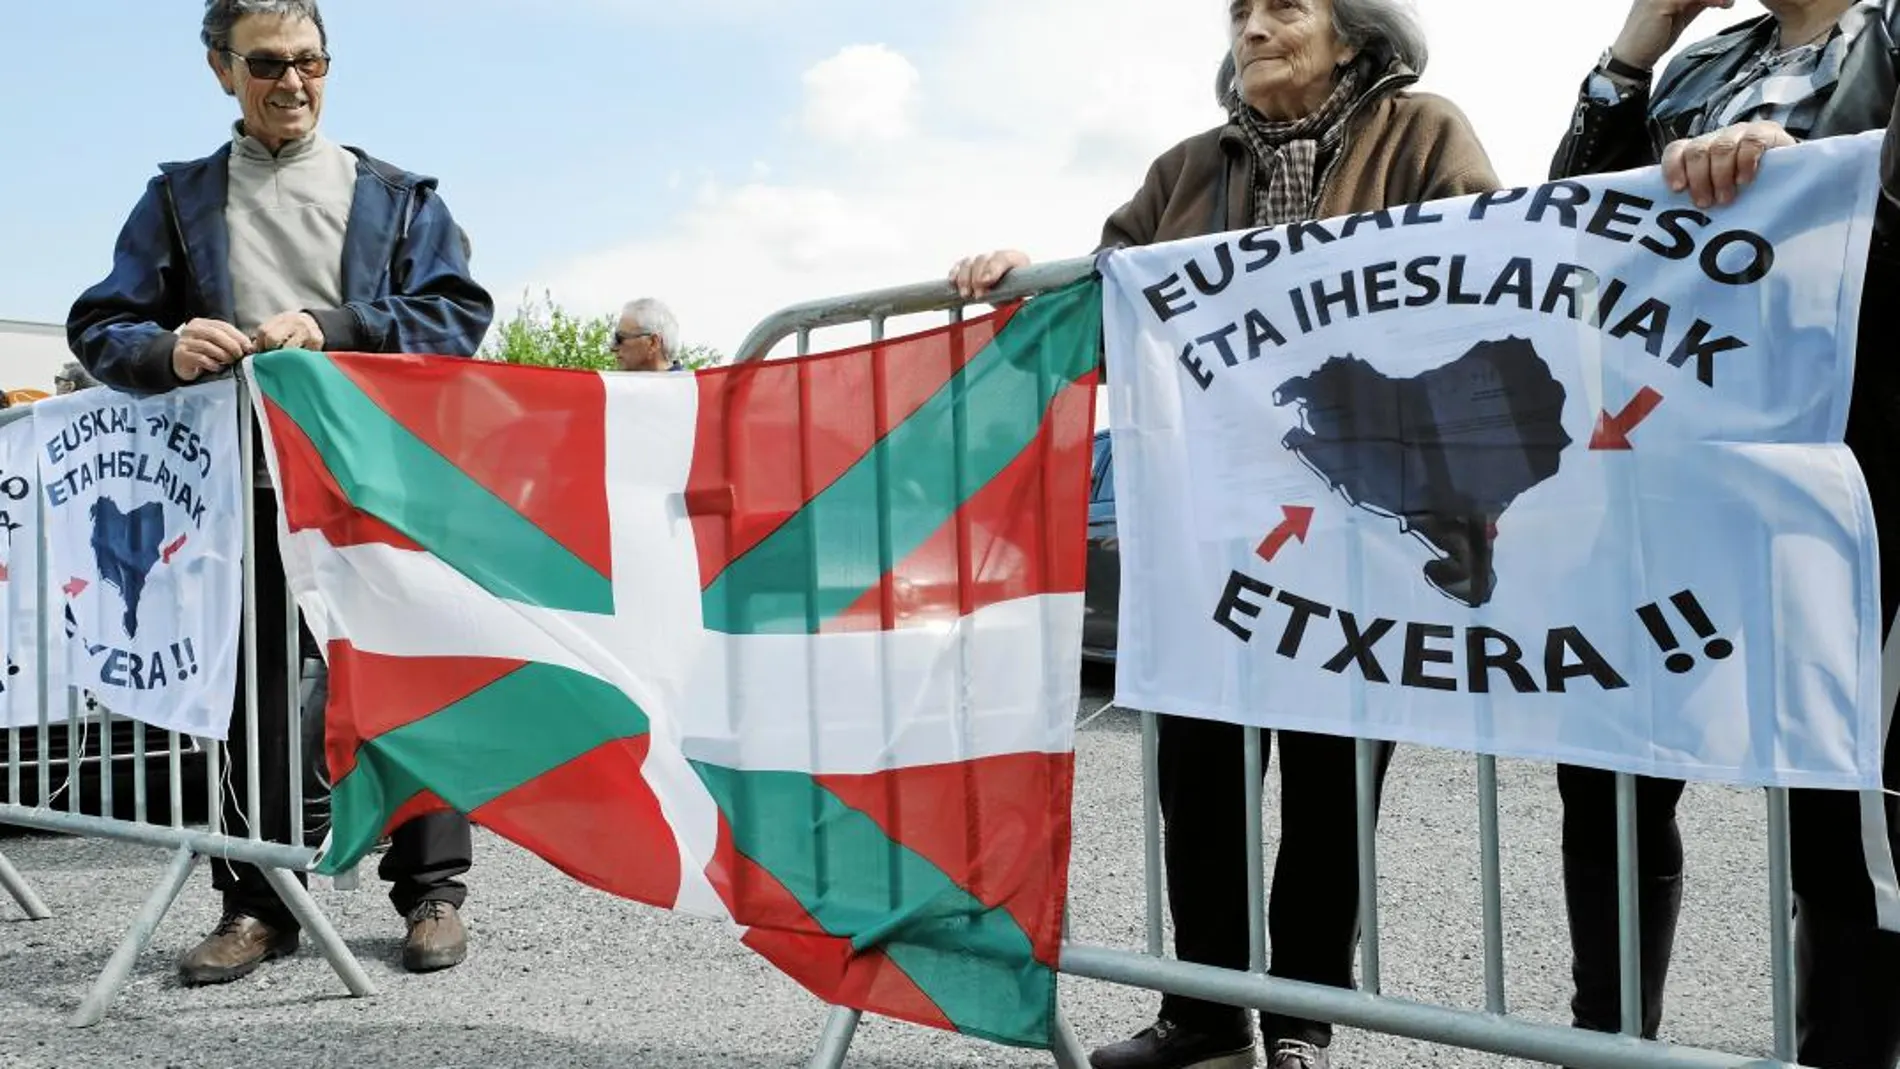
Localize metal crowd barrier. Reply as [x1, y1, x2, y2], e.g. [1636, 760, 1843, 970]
[0, 283, 1816, 1059]
[0, 385, 373, 1027]
[733, 261, 1807, 1069]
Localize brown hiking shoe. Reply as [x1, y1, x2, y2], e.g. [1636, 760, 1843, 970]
[177, 913, 298, 986]
[402, 901, 467, 973]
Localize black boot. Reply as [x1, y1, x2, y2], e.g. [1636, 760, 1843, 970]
[1090, 1015, 1257, 1069]
[1563, 856, 1683, 1040]
[1795, 912, 1900, 1069]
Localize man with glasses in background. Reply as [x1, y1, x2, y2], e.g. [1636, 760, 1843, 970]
[53, 362, 100, 395]
[67, 0, 492, 986]
[611, 297, 683, 372]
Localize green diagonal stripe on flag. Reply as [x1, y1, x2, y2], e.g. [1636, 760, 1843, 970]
[693, 761, 1054, 1046]
[323, 662, 649, 872]
[251, 350, 615, 615]
[701, 276, 1101, 634]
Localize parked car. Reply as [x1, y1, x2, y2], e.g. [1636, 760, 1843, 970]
[1083, 430, 1119, 663]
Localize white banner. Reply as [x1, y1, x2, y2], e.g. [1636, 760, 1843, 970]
[32, 382, 244, 739]
[0, 409, 55, 730]
[1102, 132, 1886, 789]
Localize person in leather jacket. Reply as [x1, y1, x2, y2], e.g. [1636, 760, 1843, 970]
[1550, 3, 1900, 1068]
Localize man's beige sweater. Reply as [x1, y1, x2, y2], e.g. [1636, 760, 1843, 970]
[224, 124, 358, 336]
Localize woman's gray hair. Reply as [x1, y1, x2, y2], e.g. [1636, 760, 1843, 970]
[619, 298, 681, 359]
[201, 0, 328, 55]
[1332, 0, 1428, 75]
[1216, 0, 1429, 103]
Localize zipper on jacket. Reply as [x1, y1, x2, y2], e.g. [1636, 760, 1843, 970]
[160, 179, 201, 311]
[393, 187, 416, 301]
[368, 185, 414, 296]
[367, 186, 417, 348]
[397, 188, 416, 245]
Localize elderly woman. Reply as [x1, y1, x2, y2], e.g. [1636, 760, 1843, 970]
[954, 3, 1496, 1069]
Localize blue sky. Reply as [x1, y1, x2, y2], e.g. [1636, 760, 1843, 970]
[0, 1, 1769, 359]
[2, 2, 917, 338]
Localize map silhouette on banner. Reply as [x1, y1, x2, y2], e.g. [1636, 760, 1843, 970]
[89, 497, 169, 639]
[1274, 338, 1572, 608]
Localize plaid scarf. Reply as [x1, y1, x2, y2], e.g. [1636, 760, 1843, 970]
[1695, 1, 1878, 137]
[1226, 66, 1366, 227]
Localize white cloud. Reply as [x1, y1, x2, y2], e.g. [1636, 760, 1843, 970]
[801, 44, 921, 144]
[510, 0, 1772, 361]
[514, 0, 866, 26]
[519, 135, 1127, 360]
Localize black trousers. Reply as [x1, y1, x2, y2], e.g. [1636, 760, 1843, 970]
[211, 491, 474, 931]
[1556, 752, 1900, 1069]
[1157, 714, 1394, 1047]
[1558, 234, 1900, 1069]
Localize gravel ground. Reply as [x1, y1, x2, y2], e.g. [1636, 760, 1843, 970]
[0, 667, 1781, 1069]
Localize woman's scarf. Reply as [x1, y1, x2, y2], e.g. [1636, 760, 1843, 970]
[1225, 65, 1366, 227]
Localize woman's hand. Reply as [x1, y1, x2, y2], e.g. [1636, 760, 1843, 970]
[1661, 120, 1797, 208]
[1611, 0, 1735, 71]
[949, 250, 1031, 300]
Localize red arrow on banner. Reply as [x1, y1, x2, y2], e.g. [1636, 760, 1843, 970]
[162, 534, 188, 564]
[62, 577, 88, 598]
[1590, 387, 1664, 450]
[1255, 505, 1317, 563]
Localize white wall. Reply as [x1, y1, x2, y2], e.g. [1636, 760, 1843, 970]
[0, 320, 72, 393]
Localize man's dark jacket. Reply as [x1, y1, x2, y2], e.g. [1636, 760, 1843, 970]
[68, 142, 493, 392]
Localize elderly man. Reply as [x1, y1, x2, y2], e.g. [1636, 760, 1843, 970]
[67, 0, 492, 986]
[1551, 3, 1900, 1068]
[611, 297, 682, 372]
[54, 362, 99, 395]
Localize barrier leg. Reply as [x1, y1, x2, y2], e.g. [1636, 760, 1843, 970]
[260, 865, 375, 998]
[69, 844, 198, 1028]
[0, 849, 51, 920]
[806, 1007, 863, 1069]
[1051, 1005, 1089, 1069]
[1765, 788, 1796, 1063]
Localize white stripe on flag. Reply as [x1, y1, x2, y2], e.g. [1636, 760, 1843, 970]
[677, 596, 1085, 775]
[287, 538, 1082, 775]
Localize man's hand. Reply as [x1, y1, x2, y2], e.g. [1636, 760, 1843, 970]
[252, 311, 325, 353]
[172, 318, 253, 382]
[1611, 0, 1736, 71]
[1662, 121, 1798, 208]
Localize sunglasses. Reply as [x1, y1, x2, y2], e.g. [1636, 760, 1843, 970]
[226, 50, 331, 81]
[612, 330, 656, 348]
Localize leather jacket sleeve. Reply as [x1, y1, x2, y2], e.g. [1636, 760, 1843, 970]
[306, 184, 494, 358]
[64, 177, 191, 393]
[1550, 74, 1659, 180]
[1881, 92, 1900, 238]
